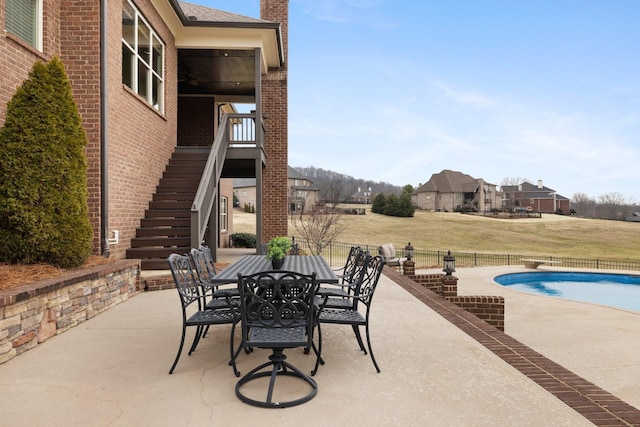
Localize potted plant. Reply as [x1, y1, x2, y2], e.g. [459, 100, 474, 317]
[266, 236, 291, 269]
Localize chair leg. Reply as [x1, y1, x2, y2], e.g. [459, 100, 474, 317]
[235, 349, 318, 408]
[169, 325, 187, 374]
[229, 322, 245, 377]
[188, 325, 203, 355]
[351, 324, 367, 353]
[365, 323, 381, 373]
[311, 323, 323, 376]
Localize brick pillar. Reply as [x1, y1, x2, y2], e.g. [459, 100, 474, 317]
[441, 275, 458, 298]
[403, 260, 415, 276]
[260, 0, 288, 243]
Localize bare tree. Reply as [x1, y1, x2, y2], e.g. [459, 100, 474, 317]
[290, 208, 346, 256]
[571, 192, 596, 217]
[500, 177, 530, 187]
[597, 192, 626, 220]
[325, 176, 347, 207]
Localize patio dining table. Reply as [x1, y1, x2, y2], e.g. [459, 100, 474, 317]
[210, 255, 339, 285]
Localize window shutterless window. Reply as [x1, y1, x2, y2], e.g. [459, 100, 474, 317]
[5, 0, 42, 50]
[121, 0, 164, 113]
[220, 197, 228, 232]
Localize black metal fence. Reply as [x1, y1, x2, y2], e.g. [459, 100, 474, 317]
[295, 238, 640, 272]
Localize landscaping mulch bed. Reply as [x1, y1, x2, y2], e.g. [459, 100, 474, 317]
[0, 256, 113, 292]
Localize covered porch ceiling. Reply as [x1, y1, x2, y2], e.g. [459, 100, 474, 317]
[178, 49, 256, 97]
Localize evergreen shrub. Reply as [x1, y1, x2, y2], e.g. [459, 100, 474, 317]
[0, 57, 93, 268]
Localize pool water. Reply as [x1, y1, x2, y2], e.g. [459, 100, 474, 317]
[494, 272, 640, 313]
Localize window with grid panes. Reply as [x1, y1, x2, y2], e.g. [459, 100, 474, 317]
[121, 0, 164, 112]
[5, 0, 42, 50]
[220, 197, 228, 232]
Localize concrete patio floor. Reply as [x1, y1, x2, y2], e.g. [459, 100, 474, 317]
[0, 261, 639, 426]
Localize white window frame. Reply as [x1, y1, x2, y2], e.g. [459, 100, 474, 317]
[121, 0, 164, 113]
[5, 0, 43, 50]
[220, 197, 228, 232]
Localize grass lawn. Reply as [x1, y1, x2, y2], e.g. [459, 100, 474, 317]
[234, 206, 640, 262]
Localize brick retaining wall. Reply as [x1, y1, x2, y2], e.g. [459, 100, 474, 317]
[0, 260, 141, 364]
[390, 268, 505, 331]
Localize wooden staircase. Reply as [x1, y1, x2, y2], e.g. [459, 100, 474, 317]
[126, 148, 209, 270]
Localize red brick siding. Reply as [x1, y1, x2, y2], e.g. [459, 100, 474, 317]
[177, 97, 215, 146]
[102, 0, 178, 259]
[0, 0, 60, 123]
[408, 272, 505, 330]
[59, 0, 102, 254]
[260, 0, 289, 242]
[448, 296, 505, 331]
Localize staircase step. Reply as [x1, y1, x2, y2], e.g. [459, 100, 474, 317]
[127, 147, 213, 270]
[140, 258, 175, 270]
[140, 218, 190, 227]
[152, 192, 195, 202]
[136, 227, 191, 237]
[148, 200, 192, 210]
[130, 236, 190, 248]
[145, 209, 191, 219]
[127, 247, 191, 259]
[158, 177, 201, 187]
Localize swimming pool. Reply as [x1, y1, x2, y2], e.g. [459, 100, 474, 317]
[494, 271, 640, 312]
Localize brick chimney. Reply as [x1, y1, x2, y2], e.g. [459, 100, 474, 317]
[260, 0, 288, 242]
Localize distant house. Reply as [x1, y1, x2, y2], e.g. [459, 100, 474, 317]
[412, 170, 502, 212]
[235, 167, 319, 213]
[501, 181, 570, 213]
[234, 178, 257, 211]
[625, 212, 640, 222]
[288, 167, 320, 212]
[351, 187, 376, 204]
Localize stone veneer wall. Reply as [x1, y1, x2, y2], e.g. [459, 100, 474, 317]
[0, 260, 141, 364]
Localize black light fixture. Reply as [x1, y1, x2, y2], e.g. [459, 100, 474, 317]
[404, 242, 414, 261]
[443, 250, 456, 276]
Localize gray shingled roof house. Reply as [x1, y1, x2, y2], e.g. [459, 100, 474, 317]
[501, 181, 570, 213]
[412, 170, 502, 212]
[234, 167, 319, 213]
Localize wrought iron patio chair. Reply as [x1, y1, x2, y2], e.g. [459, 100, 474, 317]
[317, 247, 367, 309]
[331, 246, 363, 282]
[189, 245, 239, 310]
[234, 270, 321, 408]
[167, 253, 239, 374]
[317, 254, 385, 373]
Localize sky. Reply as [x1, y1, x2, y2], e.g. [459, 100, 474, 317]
[193, 1, 640, 202]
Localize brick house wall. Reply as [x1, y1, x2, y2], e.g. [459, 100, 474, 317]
[260, 0, 288, 242]
[59, 0, 102, 254]
[1, 1, 178, 261]
[103, 0, 178, 260]
[177, 97, 215, 147]
[0, 0, 60, 124]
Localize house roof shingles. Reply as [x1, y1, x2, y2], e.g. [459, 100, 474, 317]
[502, 182, 569, 201]
[178, 2, 273, 24]
[416, 170, 486, 193]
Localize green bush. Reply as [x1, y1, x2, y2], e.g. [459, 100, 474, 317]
[371, 193, 386, 213]
[0, 57, 93, 268]
[266, 236, 291, 260]
[230, 232, 257, 248]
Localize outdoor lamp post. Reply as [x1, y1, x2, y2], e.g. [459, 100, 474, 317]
[443, 250, 456, 276]
[403, 242, 415, 276]
[404, 242, 414, 261]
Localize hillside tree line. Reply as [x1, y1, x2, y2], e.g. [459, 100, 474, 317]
[293, 166, 401, 205]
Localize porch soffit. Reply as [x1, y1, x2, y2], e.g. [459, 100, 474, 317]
[152, 0, 282, 70]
